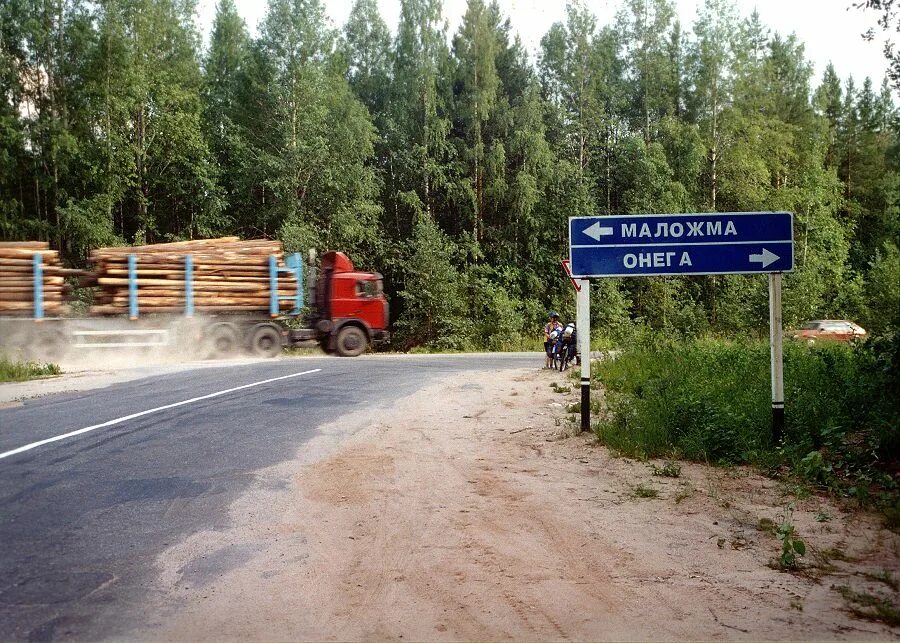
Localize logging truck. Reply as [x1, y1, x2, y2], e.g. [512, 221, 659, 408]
[0, 241, 389, 360]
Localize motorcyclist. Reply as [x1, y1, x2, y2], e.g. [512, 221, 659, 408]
[543, 311, 563, 368]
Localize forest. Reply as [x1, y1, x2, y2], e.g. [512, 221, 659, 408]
[1, 0, 897, 349]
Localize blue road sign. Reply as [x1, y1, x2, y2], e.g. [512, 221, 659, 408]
[569, 212, 794, 277]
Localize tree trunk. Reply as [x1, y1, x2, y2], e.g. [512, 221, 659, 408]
[423, 83, 431, 220]
[106, 13, 114, 235]
[606, 127, 612, 214]
[711, 78, 718, 212]
[474, 58, 481, 243]
[136, 103, 147, 243]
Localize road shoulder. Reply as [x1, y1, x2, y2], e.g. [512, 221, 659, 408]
[140, 366, 899, 640]
[0, 356, 306, 404]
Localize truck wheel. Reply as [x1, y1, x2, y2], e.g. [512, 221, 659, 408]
[204, 323, 239, 359]
[335, 326, 367, 357]
[248, 324, 282, 358]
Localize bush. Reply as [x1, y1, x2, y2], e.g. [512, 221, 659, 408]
[595, 337, 769, 462]
[0, 356, 61, 382]
[594, 336, 899, 500]
[394, 218, 470, 350]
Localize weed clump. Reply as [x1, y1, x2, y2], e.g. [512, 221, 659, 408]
[632, 485, 659, 498]
[774, 506, 806, 570]
[835, 585, 900, 626]
[651, 461, 681, 478]
[0, 356, 61, 382]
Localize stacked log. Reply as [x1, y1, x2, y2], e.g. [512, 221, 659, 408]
[88, 238, 301, 316]
[0, 242, 80, 315]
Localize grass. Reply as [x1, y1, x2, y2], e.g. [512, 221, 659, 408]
[674, 483, 694, 503]
[0, 356, 61, 382]
[592, 335, 899, 516]
[632, 484, 659, 498]
[651, 461, 682, 478]
[835, 585, 900, 626]
[863, 570, 899, 591]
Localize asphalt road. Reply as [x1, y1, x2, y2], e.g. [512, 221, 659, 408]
[0, 353, 536, 641]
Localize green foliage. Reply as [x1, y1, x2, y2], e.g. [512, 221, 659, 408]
[651, 461, 682, 478]
[835, 585, 900, 626]
[863, 242, 900, 335]
[394, 217, 468, 350]
[463, 265, 526, 350]
[774, 505, 806, 570]
[0, 0, 896, 357]
[864, 570, 899, 591]
[594, 336, 899, 503]
[632, 484, 659, 498]
[595, 337, 770, 462]
[0, 357, 61, 382]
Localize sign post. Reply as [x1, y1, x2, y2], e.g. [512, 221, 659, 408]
[577, 279, 590, 432]
[562, 259, 591, 432]
[569, 212, 794, 445]
[769, 273, 785, 443]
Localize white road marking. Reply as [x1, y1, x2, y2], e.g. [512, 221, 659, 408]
[0, 368, 322, 461]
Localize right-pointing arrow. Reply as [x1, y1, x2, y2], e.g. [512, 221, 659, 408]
[749, 248, 780, 268]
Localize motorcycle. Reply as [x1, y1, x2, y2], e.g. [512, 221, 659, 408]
[546, 328, 563, 370]
[558, 324, 578, 371]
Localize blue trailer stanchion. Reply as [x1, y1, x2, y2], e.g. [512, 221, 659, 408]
[185, 254, 194, 317]
[282, 252, 304, 313]
[128, 253, 139, 319]
[270, 253, 304, 316]
[32, 253, 44, 320]
[269, 255, 278, 317]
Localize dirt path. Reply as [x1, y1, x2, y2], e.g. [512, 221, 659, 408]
[141, 367, 899, 640]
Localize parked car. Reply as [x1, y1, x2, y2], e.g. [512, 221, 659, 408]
[792, 320, 867, 343]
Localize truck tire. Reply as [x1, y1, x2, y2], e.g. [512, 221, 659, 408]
[204, 323, 239, 359]
[248, 324, 282, 358]
[335, 326, 367, 357]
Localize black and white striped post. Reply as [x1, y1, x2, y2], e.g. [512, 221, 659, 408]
[768, 272, 785, 444]
[577, 278, 590, 432]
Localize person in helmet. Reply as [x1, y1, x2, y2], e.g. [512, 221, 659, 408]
[543, 311, 563, 368]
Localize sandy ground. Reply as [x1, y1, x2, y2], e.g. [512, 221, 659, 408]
[139, 366, 899, 641]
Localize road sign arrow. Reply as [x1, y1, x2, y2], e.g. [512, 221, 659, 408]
[749, 248, 780, 268]
[583, 222, 614, 241]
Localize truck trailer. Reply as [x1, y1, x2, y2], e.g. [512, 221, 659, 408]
[0, 245, 389, 361]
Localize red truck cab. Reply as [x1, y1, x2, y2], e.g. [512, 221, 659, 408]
[308, 251, 389, 356]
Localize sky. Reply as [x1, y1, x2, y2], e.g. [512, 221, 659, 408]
[195, 0, 893, 88]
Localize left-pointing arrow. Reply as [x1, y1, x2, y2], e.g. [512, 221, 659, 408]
[583, 222, 614, 241]
[749, 248, 779, 268]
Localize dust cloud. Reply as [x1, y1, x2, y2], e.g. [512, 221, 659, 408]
[0, 315, 254, 371]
